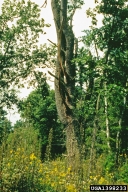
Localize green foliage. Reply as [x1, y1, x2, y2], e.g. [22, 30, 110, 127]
[13, 119, 25, 129]
[18, 80, 65, 158]
[6, 126, 41, 157]
[0, 125, 41, 191]
[0, 0, 128, 190]
[1, 133, 128, 192]
[0, 0, 50, 108]
[0, 108, 12, 144]
[119, 159, 128, 183]
[45, 128, 53, 161]
[103, 153, 116, 173]
[74, 0, 128, 162]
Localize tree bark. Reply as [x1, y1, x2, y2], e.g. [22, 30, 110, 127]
[104, 81, 111, 152]
[51, 0, 80, 171]
[88, 93, 100, 177]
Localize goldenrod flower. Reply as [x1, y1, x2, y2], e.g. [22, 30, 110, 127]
[30, 153, 36, 160]
[99, 177, 105, 184]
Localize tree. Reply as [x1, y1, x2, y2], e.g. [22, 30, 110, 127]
[0, 108, 12, 145]
[18, 78, 64, 159]
[0, 108, 12, 190]
[0, 0, 50, 108]
[94, 0, 128, 161]
[51, 0, 84, 171]
[77, 0, 128, 171]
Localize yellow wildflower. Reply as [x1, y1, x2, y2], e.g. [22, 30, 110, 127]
[10, 150, 13, 154]
[67, 184, 77, 192]
[30, 153, 36, 160]
[99, 176, 105, 184]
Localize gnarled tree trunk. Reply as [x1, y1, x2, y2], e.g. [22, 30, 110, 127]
[51, 0, 81, 171]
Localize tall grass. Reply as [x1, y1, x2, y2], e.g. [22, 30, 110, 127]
[0, 126, 127, 192]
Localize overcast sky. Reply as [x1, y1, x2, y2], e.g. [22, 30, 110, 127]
[1, 0, 102, 123]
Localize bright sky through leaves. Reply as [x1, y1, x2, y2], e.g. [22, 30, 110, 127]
[0, 0, 102, 123]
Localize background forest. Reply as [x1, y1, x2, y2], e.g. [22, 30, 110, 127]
[0, 0, 128, 191]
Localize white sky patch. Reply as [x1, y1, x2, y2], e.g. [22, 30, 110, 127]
[6, 107, 21, 125]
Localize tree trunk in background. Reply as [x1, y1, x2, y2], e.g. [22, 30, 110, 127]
[116, 121, 120, 165]
[51, 0, 81, 172]
[116, 79, 128, 164]
[88, 93, 100, 177]
[104, 81, 111, 152]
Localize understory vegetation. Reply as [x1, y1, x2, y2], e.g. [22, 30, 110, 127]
[0, 126, 128, 192]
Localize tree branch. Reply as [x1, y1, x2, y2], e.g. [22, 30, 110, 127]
[47, 39, 57, 47]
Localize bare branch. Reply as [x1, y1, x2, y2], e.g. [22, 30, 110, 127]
[47, 39, 57, 47]
[41, 0, 47, 8]
[48, 70, 58, 80]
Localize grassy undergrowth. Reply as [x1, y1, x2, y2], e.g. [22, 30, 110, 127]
[0, 127, 127, 192]
[0, 150, 128, 192]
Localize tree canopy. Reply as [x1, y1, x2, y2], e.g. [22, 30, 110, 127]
[0, 0, 51, 108]
[18, 79, 65, 158]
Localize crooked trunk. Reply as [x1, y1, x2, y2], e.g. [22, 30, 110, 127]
[51, 0, 81, 171]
